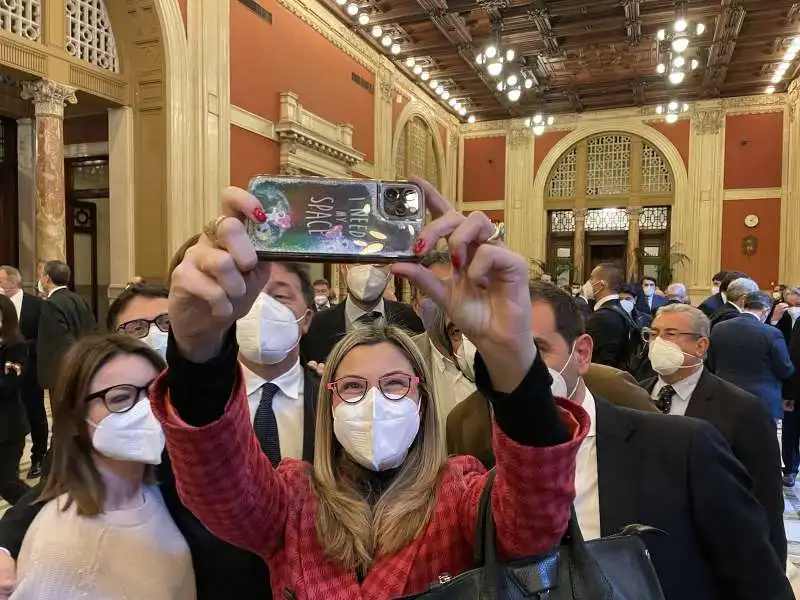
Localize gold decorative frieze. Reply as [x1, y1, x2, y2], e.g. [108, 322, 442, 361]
[69, 63, 128, 104]
[0, 32, 46, 75]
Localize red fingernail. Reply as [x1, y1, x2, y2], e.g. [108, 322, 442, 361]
[452, 254, 461, 270]
[413, 239, 426, 255]
[252, 207, 267, 223]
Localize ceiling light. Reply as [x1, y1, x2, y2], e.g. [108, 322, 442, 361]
[468, 115, 476, 124]
[665, 113, 679, 124]
[772, 72, 783, 83]
[524, 78, 534, 89]
[656, 63, 666, 74]
[405, 57, 415, 68]
[691, 59, 699, 70]
[766, 85, 776, 94]
[485, 45, 497, 59]
[390, 43, 401, 54]
[668, 101, 678, 111]
[442, 90, 450, 100]
[673, 56, 685, 68]
[487, 61, 503, 77]
[532, 114, 542, 124]
[346, 3, 359, 16]
[459, 107, 467, 116]
[413, 64, 422, 74]
[785, 49, 797, 61]
[507, 88, 521, 102]
[371, 25, 382, 37]
[696, 23, 705, 35]
[547, 116, 555, 125]
[358, 12, 369, 25]
[533, 125, 545, 136]
[657, 29, 666, 41]
[420, 71, 429, 81]
[779, 62, 791, 71]
[436, 86, 444, 95]
[496, 81, 504, 92]
[674, 19, 687, 33]
[672, 37, 690, 53]
[506, 74, 518, 86]
[669, 71, 685, 84]
[429, 79, 438, 88]
[656, 100, 688, 124]
[656, 105, 664, 114]
[335, 0, 346, 5]
[381, 35, 391, 47]
[505, 49, 516, 61]
[448, 98, 457, 107]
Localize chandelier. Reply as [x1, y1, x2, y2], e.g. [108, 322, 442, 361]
[476, 45, 516, 77]
[766, 37, 800, 94]
[495, 71, 535, 102]
[524, 113, 555, 136]
[655, 101, 690, 124]
[656, 18, 705, 84]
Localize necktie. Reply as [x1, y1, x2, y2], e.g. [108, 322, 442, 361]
[254, 383, 281, 466]
[656, 385, 676, 415]
[357, 312, 382, 326]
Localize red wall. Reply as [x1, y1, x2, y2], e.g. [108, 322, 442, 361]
[178, 0, 187, 27]
[648, 120, 690, 168]
[534, 130, 571, 176]
[462, 137, 506, 202]
[230, 126, 280, 189]
[230, 0, 374, 162]
[724, 113, 783, 190]
[464, 209, 504, 223]
[720, 198, 781, 288]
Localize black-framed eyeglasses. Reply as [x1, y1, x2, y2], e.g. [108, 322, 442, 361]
[641, 327, 702, 344]
[327, 373, 420, 403]
[85, 380, 155, 414]
[116, 314, 170, 339]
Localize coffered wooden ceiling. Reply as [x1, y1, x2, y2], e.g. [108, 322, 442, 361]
[324, 0, 800, 121]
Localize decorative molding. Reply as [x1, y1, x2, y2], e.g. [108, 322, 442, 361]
[692, 109, 724, 135]
[721, 93, 786, 115]
[508, 127, 532, 148]
[20, 79, 77, 118]
[352, 161, 375, 178]
[0, 31, 47, 76]
[231, 105, 276, 141]
[63, 141, 109, 158]
[462, 130, 508, 140]
[723, 188, 783, 201]
[460, 200, 505, 211]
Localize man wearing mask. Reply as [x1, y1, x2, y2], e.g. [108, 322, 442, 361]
[446, 283, 791, 600]
[584, 262, 633, 368]
[572, 281, 591, 317]
[698, 270, 728, 318]
[708, 291, 794, 421]
[312, 278, 335, 312]
[640, 304, 786, 566]
[708, 272, 752, 328]
[769, 286, 800, 344]
[636, 276, 668, 316]
[619, 284, 652, 329]
[301, 263, 423, 363]
[666, 283, 689, 305]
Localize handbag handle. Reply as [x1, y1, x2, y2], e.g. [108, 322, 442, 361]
[474, 469, 613, 599]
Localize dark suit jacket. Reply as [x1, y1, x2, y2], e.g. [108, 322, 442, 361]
[0, 340, 30, 443]
[18, 293, 42, 397]
[36, 288, 96, 389]
[641, 370, 787, 566]
[301, 297, 424, 363]
[573, 296, 591, 318]
[698, 292, 725, 318]
[708, 314, 794, 418]
[0, 370, 319, 600]
[709, 301, 742, 329]
[585, 298, 630, 369]
[635, 294, 668, 316]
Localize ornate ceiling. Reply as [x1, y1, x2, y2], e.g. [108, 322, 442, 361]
[323, 0, 800, 121]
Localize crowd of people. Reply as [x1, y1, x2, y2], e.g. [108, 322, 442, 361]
[0, 176, 796, 598]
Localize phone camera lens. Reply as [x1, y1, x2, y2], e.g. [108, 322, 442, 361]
[385, 188, 399, 202]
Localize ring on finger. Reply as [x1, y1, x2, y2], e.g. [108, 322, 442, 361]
[484, 222, 505, 245]
[202, 215, 228, 246]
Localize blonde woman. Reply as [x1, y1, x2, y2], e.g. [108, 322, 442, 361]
[152, 177, 588, 599]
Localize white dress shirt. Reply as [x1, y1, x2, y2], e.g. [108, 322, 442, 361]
[7, 289, 22, 318]
[429, 339, 477, 428]
[574, 388, 601, 541]
[650, 366, 705, 416]
[344, 297, 385, 331]
[593, 294, 619, 311]
[241, 360, 305, 460]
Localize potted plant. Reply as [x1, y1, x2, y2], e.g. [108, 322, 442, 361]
[634, 245, 690, 287]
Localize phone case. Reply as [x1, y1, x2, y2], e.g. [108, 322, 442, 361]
[246, 175, 425, 262]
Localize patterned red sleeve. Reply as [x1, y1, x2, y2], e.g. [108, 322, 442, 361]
[458, 398, 588, 558]
[150, 365, 290, 559]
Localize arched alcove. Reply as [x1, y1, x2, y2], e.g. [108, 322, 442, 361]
[392, 104, 445, 189]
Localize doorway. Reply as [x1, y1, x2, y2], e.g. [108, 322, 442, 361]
[587, 238, 626, 277]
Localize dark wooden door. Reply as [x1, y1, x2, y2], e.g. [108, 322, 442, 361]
[0, 118, 18, 266]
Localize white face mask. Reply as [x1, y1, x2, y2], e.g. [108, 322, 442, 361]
[648, 337, 699, 376]
[333, 387, 420, 471]
[788, 307, 800, 323]
[142, 324, 168, 359]
[347, 266, 389, 303]
[548, 342, 580, 400]
[314, 295, 329, 307]
[620, 299, 635, 314]
[582, 280, 595, 301]
[711, 286, 720, 296]
[87, 399, 165, 465]
[237, 293, 303, 365]
[643, 285, 655, 298]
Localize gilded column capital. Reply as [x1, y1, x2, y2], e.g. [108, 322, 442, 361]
[21, 79, 77, 118]
[628, 206, 642, 221]
[692, 109, 723, 135]
[573, 207, 587, 222]
[508, 127, 532, 148]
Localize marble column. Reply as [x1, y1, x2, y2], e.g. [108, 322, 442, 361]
[573, 208, 587, 282]
[16, 118, 36, 286]
[20, 79, 77, 265]
[626, 207, 642, 281]
[783, 82, 800, 283]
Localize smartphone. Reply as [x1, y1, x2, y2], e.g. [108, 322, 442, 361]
[245, 175, 425, 262]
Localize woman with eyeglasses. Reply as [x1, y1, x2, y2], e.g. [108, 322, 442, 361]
[152, 178, 588, 599]
[10, 335, 195, 600]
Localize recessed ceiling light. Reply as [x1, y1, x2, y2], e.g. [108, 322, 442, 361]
[358, 12, 369, 25]
[346, 3, 358, 16]
[467, 115, 476, 124]
[766, 85, 776, 94]
[371, 25, 382, 37]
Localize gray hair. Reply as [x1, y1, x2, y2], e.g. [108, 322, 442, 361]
[726, 278, 759, 303]
[666, 282, 687, 301]
[0, 266, 21, 284]
[656, 303, 711, 338]
[743, 291, 772, 311]
[784, 286, 800, 301]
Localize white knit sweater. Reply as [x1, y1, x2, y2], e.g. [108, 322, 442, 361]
[12, 486, 196, 600]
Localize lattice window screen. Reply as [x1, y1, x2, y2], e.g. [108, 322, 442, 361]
[639, 206, 670, 230]
[548, 148, 577, 197]
[586, 135, 631, 196]
[425, 134, 440, 188]
[0, 0, 40, 41]
[66, 0, 119, 72]
[407, 117, 427, 179]
[549, 210, 575, 233]
[585, 208, 630, 231]
[641, 143, 673, 193]
[395, 126, 407, 179]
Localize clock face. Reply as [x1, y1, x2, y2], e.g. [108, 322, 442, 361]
[744, 214, 759, 228]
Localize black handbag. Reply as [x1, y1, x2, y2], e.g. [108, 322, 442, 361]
[397, 469, 666, 600]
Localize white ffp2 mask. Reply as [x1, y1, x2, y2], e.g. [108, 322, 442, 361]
[237, 293, 303, 365]
[87, 399, 165, 465]
[142, 324, 168, 359]
[648, 337, 699, 376]
[347, 266, 389, 303]
[333, 387, 420, 471]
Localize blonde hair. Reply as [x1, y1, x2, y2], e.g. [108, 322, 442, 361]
[310, 323, 447, 572]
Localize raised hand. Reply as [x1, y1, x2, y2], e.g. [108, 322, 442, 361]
[169, 187, 271, 363]
[392, 177, 534, 393]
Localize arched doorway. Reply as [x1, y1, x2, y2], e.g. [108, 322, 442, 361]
[543, 132, 676, 287]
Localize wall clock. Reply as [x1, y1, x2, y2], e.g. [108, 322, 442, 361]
[744, 214, 759, 228]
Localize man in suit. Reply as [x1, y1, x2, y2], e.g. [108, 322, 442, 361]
[312, 278, 335, 312]
[301, 263, 423, 363]
[584, 262, 632, 368]
[782, 317, 800, 487]
[446, 281, 791, 600]
[709, 273, 754, 329]
[768, 286, 800, 345]
[571, 282, 592, 318]
[666, 282, 689, 304]
[635, 276, 668, 315]
[708, 291, 794, 420]
[35, 260, 96, 392]
[0, 266, 47, 479]
[641, 303, 786, 567]
[697, 270, 728, 318]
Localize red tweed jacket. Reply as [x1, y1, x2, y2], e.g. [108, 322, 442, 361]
[151, 369, 588, 600]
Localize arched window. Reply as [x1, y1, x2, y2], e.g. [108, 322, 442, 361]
[395, 116, 440, 189]
[65, 0, 119, 72]
[0, 0, 41, 42]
